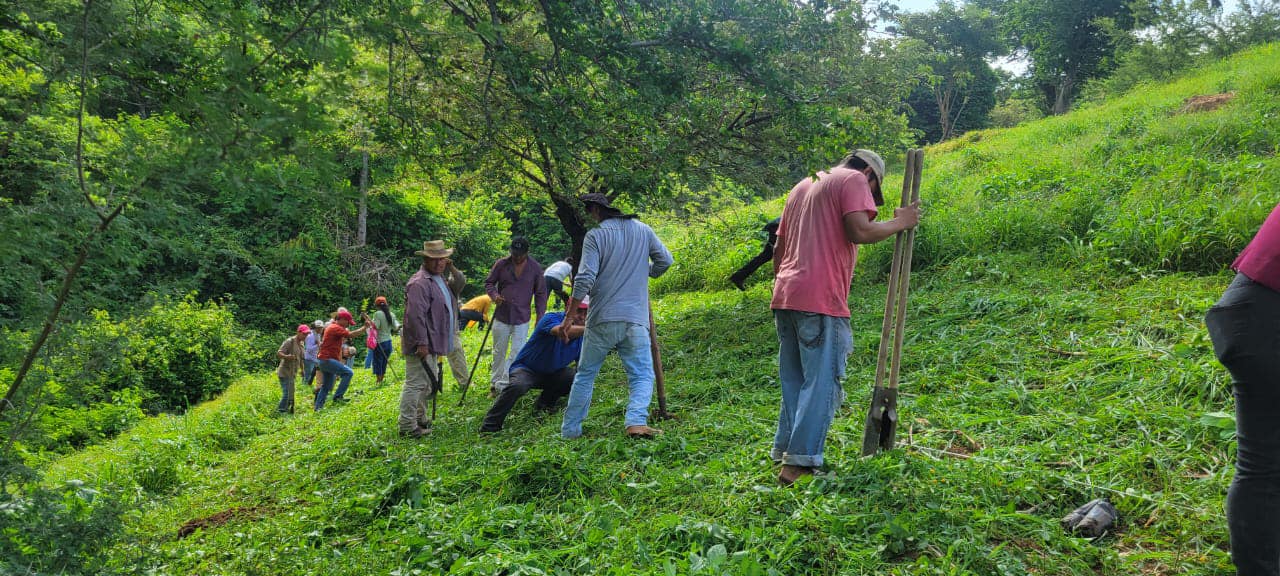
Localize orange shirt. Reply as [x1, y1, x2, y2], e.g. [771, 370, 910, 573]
[318, 323, 350, 360]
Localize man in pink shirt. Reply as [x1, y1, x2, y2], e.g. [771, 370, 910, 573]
[1206, 203, 1280, 576]
[770, 149, 920, 486]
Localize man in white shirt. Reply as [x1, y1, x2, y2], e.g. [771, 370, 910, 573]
[544, 257, 574, 309]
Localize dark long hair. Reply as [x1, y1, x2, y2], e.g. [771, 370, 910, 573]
[376, 302, 395, 326]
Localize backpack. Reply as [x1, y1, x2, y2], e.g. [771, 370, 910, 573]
[366, 326, 378, 349]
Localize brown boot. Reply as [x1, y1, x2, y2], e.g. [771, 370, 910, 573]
[777, 465, 815, 486]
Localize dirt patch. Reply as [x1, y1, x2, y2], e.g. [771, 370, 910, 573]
[942, 429, 983, 456]
[177, 506, 263, 539]
[1174, 92, 1236, 115]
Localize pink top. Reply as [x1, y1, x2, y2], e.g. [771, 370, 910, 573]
[771, 166, 879, 318]
[1234, 203, 1280, 293]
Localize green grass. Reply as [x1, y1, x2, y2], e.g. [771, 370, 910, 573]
[40, 255, 1237, 574]
[35, 43, 1280, 575]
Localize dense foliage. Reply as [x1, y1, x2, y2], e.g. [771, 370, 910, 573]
[0, 296, 254, 458]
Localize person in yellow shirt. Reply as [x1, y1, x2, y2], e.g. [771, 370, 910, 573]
[460, 294, 492, 330]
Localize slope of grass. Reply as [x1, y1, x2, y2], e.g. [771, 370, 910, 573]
[38, 44, 1280, 574]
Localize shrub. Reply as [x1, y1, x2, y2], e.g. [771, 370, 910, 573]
[0, 477, 125, 574]
[131, 441, 182, 494]
[127, 295, 253, 412]
[11, 296, 254, 457]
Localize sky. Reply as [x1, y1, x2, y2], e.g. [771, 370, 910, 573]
[879, 0, 1255, 75]
[893, 0, 942, 12]
[890, 0, 1254, 15]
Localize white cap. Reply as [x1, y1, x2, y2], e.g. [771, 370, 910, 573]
[851, 149, 885, 184]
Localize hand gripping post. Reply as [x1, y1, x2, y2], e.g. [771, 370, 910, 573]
[861, 148, 923, 456]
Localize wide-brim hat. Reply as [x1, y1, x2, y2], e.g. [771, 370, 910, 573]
[415, 239, 454, 258]
[580, 193, 637, 220]
[579, 193, 619, 212]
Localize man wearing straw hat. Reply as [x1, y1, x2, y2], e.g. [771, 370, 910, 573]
[400, 239, 458, 438]
[770, 149, 919, 485]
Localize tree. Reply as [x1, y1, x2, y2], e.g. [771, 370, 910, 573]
[893, 1, 1005, 141]
[975, 0, 1137, 114]
[374, 0, 917, 258]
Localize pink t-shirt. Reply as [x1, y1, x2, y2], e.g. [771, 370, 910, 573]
[771, 166, 879, 318]
[1233, 203, 1280, 293]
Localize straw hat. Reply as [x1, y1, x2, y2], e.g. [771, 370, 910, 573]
[415, 240, 454, 258]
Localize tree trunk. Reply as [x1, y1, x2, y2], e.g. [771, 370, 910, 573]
[1053, 74, 1075, 115]
[357, 148, 369, 247]
[548, 190, 588, 276]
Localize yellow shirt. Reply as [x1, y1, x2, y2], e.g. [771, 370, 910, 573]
[461, 295, 492, 329]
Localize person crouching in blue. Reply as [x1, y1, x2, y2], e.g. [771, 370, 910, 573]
[479, 298, 589, 433]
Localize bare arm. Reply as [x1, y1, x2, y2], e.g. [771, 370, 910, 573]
[772, 233, 786, 276]
[550, 324, 586, 340]
[842, 202, 920, 245]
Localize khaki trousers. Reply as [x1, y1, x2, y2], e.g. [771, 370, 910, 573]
[399, 355, 439, 433]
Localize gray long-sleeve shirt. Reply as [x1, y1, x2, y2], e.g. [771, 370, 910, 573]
[572, 217, 673, 326]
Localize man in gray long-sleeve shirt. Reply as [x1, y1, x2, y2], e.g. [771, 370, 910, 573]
[559, 193, 673, 439]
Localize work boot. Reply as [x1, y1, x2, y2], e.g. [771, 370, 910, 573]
[778, 465, 815, 486]
[400, 427, 430, 439]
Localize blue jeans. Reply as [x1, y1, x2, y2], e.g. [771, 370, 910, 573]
[561, 321, 654, 438]
[302, 359, 319, 388]
[315, 358, 354, 410]
[1206, 273, 1280, 576]
[771, 309, 852, 468]
[370, 340, 393, 376]
[277, 375, 295, 413]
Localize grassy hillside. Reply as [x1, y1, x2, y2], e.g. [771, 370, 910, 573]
[37, 44, 1280, 574]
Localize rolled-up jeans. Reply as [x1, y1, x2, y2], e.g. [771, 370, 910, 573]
[491, 320, 529, 390]
[561, 321, 653, 438]
[771, 309, 852, 468]
[315, 358, 354, 410]
[1206, 272, 1280, 576]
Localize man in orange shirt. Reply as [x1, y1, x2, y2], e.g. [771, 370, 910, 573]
[314, 309, 370, 410]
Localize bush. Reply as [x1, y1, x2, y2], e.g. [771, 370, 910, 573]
[131, 442, 182, 494]
[10, 296, 254, 457]
[0, 477, 125, 574]
[127, 295, 252, 412]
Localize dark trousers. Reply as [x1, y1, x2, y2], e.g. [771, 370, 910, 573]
[460, 309, 486, 329]
[546, 276, 569, 308]
[1207, 272, 1280, 576]
[480, 366, 575, 431]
